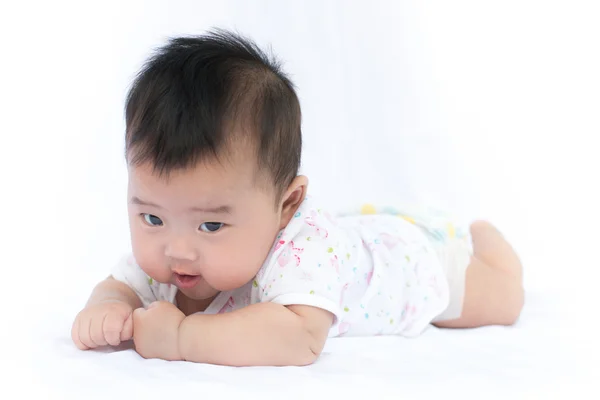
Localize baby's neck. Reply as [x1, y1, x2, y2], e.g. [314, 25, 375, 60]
[176, 291, 218, 316]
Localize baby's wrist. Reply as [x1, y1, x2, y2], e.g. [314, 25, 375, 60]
[176, 315, 189, 361]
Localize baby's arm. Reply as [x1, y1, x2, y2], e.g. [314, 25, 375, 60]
[86, 277, 143, 309]
[178, 302, 333, 366]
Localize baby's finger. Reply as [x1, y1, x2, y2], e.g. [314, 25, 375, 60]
[79, 316, 96, 349]
[71, 316, 89, 350]
[132, 307, 145, 322]
[90, 313, 108, 347]
[120, 312, 134, 342]
[104, 311, 126, 346]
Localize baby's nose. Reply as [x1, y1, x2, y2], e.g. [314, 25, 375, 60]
[165, 235, 198, 262]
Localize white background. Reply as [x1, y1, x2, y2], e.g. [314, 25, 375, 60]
[1, 0, 599, 395]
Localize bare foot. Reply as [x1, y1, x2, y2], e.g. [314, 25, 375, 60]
[470, 220, 523, 281]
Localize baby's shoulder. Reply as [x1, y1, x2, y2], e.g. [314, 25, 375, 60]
[281, 196, 341, 239]
[258, 196, 348, 270]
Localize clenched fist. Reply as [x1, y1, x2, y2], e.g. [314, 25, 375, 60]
[133, 301, 185, 361]
[71, 300, 134, 349]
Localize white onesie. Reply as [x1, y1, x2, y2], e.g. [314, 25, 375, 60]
[112, 195, 472, 338]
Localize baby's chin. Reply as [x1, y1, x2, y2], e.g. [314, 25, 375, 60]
[176, 273, 256, 300]
[177, 281, 220, 301]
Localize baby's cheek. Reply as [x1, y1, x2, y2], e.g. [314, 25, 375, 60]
[134, 254, 158, 277]
[139, 259, 170, 283]
[132, 237, 169, 282]
[208, 264, 253, 291]
[206, 227, 275, 291]
[207, 255, 262, 291]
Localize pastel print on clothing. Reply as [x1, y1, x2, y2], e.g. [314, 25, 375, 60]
[218, 297, 236, 314]
[304, 209, 329, 239]
[277, 240, 304, 267]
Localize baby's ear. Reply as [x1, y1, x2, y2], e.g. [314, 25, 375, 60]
[279, 175, 308, 229]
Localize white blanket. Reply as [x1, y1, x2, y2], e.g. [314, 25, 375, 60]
[15, 279, 595, 399]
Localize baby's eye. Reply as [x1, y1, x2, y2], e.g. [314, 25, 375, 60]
[142, 213, 163, 227]
[199, 222, 224, 233]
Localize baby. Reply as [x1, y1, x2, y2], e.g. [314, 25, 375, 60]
[71, 29, 524, 366]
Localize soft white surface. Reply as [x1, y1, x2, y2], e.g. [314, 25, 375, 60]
[23, 281, 594, 399]
[2, 0, 599, 398]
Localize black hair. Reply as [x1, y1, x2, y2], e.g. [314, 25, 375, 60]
[124, 28, 302, 197]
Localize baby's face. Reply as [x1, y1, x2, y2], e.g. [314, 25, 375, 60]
[127, 154, 284, 302]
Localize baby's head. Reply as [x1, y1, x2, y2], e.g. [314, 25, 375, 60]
[124, 30, 306, 302]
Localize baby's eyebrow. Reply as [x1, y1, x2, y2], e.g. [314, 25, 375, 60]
[130, 196, 232, 215]
[189, 204, 232, 215]
[130, 196, 162, 208]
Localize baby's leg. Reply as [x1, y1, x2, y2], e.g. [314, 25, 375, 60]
[433, 220, 524, 328]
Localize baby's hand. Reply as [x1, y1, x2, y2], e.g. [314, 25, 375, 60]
[71, 300, 134, 350]
[133, 301, 185, 361]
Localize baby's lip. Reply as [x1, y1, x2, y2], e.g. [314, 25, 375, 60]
[172, 268, 198, 276]
[172, 272, 202, 289]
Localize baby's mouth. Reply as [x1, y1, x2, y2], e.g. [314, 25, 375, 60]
[173, 273, 202, 289]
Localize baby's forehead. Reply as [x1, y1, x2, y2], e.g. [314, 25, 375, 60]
[128, 157, 274, 204]
[130, 157, 250, 185]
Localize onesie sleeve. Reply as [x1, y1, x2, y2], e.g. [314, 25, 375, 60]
[110, 254, 159, 307]
[255, 207, 346, 329]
